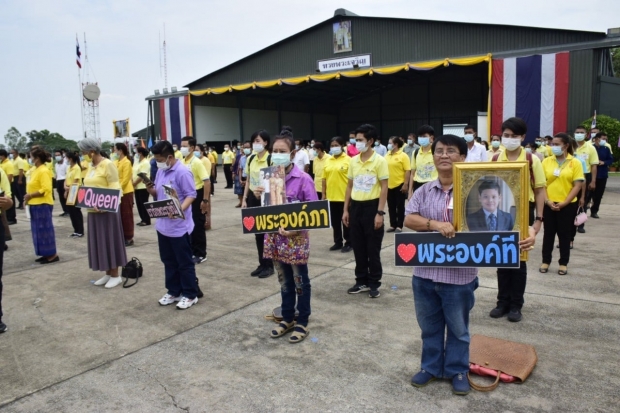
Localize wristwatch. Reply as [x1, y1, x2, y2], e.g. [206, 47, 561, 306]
[201, 199, 209, 203]
[376, 211, 385, 216]
[534, 217, 543, 222]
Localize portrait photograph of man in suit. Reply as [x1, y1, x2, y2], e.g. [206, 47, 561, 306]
[466, 179, 515, 231]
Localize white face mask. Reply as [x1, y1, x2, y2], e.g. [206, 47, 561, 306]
[156, 157, 171, 170]
[574, 133, 586, 142]
[501, 137, 521, 152]
[243, 148, 251, 155]
[295, 145, 300, 151]
[356, 141, 368, 153]
[599, 140, 607, 146]
[180, 147, 190, 157]
[330, 147, 342, 156]
[464, 134, 475, 143]
[224, 147, 229, 151]
[253, 143, 264, 152]
[172, 146, 178, 151]
[387, 144, 393, 151]
[407, 139, 413, 145]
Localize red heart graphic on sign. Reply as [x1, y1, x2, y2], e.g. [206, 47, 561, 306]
[243, 216, 255, 231]
[397, 243, 417, 263]
[77, 188, 86, 204]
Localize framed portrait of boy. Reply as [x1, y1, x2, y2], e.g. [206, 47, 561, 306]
[66, 183, 79, 206]
[453, 162, 530, 260]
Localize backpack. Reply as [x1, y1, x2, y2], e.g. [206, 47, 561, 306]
[121, 257, 143, 288]
[492, 151, 535, 189]
[247, 153, 272, 169]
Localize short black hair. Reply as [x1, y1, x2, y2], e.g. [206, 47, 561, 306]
[478, 180, 501, 195]
[0, 149, 7, 158]
[151, 140, 174, 158]
[575, 125, 587, 132]
[181, 136, 197, 148]
[431, 134, 468, 157]
[349, 130, 356, 136]
[314, 142, 325, 151]
[417, 124, 435, 137]
[594, 132, 607, 139]
[250, 130, 270, 148]
[501, 117, 527, 136]
[330, 136, 347, 147]
[354, 124, 379, 142]
[136, 147, 149, 157]
[464, 124, 477, 133]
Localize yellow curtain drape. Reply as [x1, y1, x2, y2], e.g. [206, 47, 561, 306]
[189, 55, 492, 97]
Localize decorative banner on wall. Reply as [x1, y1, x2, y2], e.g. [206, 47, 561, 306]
[318, 54, 371, 73]
[144, 199, 184, 219]
[75, 187, 122, 213]
[394, 231, 520, 268]
[241, 200, 331, 234]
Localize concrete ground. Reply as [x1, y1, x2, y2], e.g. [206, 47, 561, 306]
[1, 173, 619, 412]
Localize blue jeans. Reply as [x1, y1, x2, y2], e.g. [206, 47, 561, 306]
[275, 262, 311, 326]
[157, 231, 198, 299]
[412, 276, 478, 378]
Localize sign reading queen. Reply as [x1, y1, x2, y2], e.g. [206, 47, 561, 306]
[317, 54, 371, 73]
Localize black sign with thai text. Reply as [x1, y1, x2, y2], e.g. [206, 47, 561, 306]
[241, 200, 331, 234]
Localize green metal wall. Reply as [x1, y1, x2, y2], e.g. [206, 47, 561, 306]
[567, 49, 597, 130]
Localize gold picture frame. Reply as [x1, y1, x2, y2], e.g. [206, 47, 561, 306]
[453, 162, 530, 261]
[66, 184, 79, 206]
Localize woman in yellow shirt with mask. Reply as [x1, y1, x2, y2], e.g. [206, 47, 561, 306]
[24, 148, 59, 264]
[322, 136, 352, 253]
[64, 152, 84, 237]
[113, 143, 134, 247]
[78, 138, 127, 289]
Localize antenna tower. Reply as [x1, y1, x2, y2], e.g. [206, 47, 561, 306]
[162, 24, 168, 89]
[81, 33, 101, 141]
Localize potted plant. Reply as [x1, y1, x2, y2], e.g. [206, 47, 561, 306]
[610, 161, 619, 172]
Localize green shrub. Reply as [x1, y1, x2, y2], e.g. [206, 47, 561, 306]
[581, 114, 620, 162]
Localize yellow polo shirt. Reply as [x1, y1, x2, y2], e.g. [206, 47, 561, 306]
[542, 154, 584, 203]
[348, 152, 389, 201]
[80, 155, 91, 180]
[487, 149, 503, 160]
[243, 151, 271, 191]
[13, 157, 25, 177]
[574, 142, 599, 174]
[200, 156, 212, 179]
[494, 149, 546, 202]
[536, 146, 548, 158]
[174, 150, 183, 160]
[65, 164, 82, 188]
[312, 153, 331, 192]
[221, 150, 235, 165]
[46, 162, 55, 179]
[322, 153, 349, 201]
[182, 156, 209, 190]
[26, 165, 54, 205]
[114, 157, 134, 194]
[385, 149, 411, 189]
[132, 158, 151, 190]
[212, 151, 219, 164]
[410, 148, 437, 183]
[1, 159, 13, 182]
[0, 168, 11, 203]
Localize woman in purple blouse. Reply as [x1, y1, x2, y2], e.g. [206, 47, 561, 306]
[263, 133, 318, 343]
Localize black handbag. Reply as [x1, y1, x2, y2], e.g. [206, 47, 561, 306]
[121, 257, 143, 288]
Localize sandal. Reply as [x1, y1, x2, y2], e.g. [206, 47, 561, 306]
[270, 320, 295, 338]
[558, 265, 568, 275]
[289, 325, 309, 344]
[539, 264, 549, 273]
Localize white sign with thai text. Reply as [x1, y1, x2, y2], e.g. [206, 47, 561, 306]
[317, 54, 371, 73]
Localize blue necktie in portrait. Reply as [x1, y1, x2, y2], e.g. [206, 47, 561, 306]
[488, 214, 497, 231]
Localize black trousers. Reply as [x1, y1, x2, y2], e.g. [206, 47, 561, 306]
[542, 202, 578, 266]
[579, 173, 592, 229]
[134, 189, 151, 225]
[0, 220, 4, 321]
[590, 178, 607, 215]
[316, 191, 323, 201]
[247, 191, 273, 269]
[224, 164, 233, 188]
[349, 199, 384, 289]
[15, 180, 25, 208]
[67, 204, 84, 235]
[387, 183, 406, 229]
[329, 200, 350, 247]
[190, 187, 207, 258]
[412, 180, 426, 192]
[56, 179, 68, 213]
[6, 182, 16, 222]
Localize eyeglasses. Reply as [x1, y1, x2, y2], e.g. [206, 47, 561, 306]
[433, 149, 460, 157]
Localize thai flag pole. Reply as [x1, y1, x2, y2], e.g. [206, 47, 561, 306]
[77, 34, 85, 139]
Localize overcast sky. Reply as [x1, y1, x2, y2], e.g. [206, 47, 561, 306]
[2, 0, 619, 143]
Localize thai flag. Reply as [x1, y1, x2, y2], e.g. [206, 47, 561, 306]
[76, 37, 81, 68]
[491, 52, 570, 141]
[158, 96, 191, 146]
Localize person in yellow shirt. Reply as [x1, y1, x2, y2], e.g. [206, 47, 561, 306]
[221, 144, 235, 188]
[408, 125, 438, 199]
[311, 142, 330, 200]
[10, 150, 26, 209]
[196, 144, 214, 225]
[534, 137, 549, 158]
[0, 150, 16, 224]
[573, 125, 599, 234]
[132, 147, 152, 227]
[0, 166, 13, 333]
[322, 136, 351, 252]
[210, 147, 219, 184]
[487, 134, 503, 160]
[181, 136, 210, 264]
[206, 148, 216, 195]
[242, 130, 274, 278]
[342, 124, 389, 298]
[63, 152, 84, 237]
[540, 133, 584, 276]
[24, 148, 58, 264]
[78, 138, 127, 289]
[113, 143, 135, 246]
[385, 136, 411, 233]
[172, 144, 183, 160]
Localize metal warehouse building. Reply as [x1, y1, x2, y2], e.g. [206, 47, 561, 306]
[144, 9, 620, 146]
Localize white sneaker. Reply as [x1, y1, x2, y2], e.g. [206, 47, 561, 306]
[94, 275, 111, 286]
[176, 296, 198, 310]
[104, 276, 123, 289]
[159, 294, 181, 306]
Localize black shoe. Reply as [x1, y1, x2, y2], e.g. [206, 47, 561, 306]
[329, 244, 343, 251]
[125, 240, 134, 247]
[507, 309, 522, 322]
[258, 267, 274, 278]
[577, 227, 586, 234]
[40, 256, 60, 265]
[341, 245, 353, 253]
[0, 321, 6, 333]
[347, 284, 370, 294]
[369, 288, 380, 298]
[251, 266, 264, 276]
[7, 220, 16, 225]
[3, 244, 7, 251]
[489, 306, 509, 318]
[591, 213, 599, 219]
[196, 278, 204, 299]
